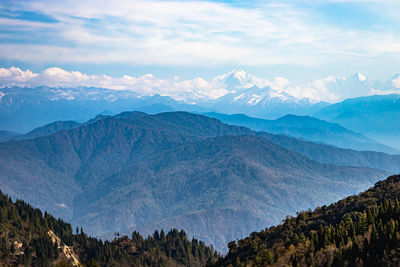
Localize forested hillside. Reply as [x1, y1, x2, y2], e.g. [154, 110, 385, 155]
[213, 175, 400, 266]
[0, 111, 391, 252]
[0, 112, 390, 252]
[0, 190, 218, 266]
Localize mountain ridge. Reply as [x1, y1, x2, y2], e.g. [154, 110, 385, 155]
[0, 111, 391, 252]
[315, 94, 400, 150]
[204, 112, 397, 154]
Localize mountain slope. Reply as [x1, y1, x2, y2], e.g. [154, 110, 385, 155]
[20, 120, 82, 140]
[0, 130, 19, 143]
[78, 135, 387, 251]
[0, 112, 390, 252]
[7, 110, 400, 174]
[204, 112, 396, 153]
[3, 111, 148, 142]
[314, 94, 400, 150]
[213, 174, 400, 266]
[0, 190, 218, 267]
[259, 132, 400, 173]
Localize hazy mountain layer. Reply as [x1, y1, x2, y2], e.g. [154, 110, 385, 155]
[0, 130, 19, 142]
[315, 94, 400, 150]
[0, 112, 390, 252]
[259, 132, 400, 173]
[0, 86, 207, 133]
[205, 112, 397, 154]
[7, 110, 400, 174]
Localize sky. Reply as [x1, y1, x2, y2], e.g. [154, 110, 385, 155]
[1, 0, 400, 97]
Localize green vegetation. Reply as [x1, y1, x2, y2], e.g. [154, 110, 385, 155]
[0, 112, 388, 252]
[0, 190, 218, 266]
[213, 175, 400, 266]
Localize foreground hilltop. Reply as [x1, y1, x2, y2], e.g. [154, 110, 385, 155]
[3, 173, 400, 266]
[0, 190, 218, 266]
[213, 175, 400, 266]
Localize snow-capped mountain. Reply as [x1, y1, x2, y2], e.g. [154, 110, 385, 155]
[382, 73, 400, 91]
[222, 85, 295, 106]
[194, 69, 324, 118]
[1, 67, 400, 131]
[304, 72, 400, 102]
[303, 72, 370, 102]
[211, 69, 271, 90]
[209, 84, 325, 119]
[206, 70, 400, 108]
[0, 85, 207, 132]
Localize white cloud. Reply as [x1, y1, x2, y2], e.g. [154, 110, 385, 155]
[2, 0, 400, 68]
[0, 67, 37, 82]
[392, 75, 400, 88]
[370, 88, 400, 96]
[0, 67, 231, 101]
[2, 66, 400, 103]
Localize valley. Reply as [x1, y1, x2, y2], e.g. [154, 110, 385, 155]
[0, 111, 397, 253]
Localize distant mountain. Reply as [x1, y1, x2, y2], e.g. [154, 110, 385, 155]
[260, 132, 400, 173]
[6, 110, 400, 173]
[21, 120, 81, 140]
[3, 70, 400, 135]
[0, 86, 207, 133]
[314, 94, 400, 150]
[210, 69, 271, 91]
[5, 110, 400, 174]
[207, 70, 400, 104]
[214, 175, 400, 266]
[206, 85, 327, 119]
[0, 111, 389, 252]
[0, 70, 332, 133]
[0, 130, 19, 142]
[205, 112, 397, 153]
[305, 72, 370, 102]
[301, 72, 400, 102]
[2, 111, 149, 142]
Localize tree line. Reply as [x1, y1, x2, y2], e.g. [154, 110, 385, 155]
[0, 190, 218, 266]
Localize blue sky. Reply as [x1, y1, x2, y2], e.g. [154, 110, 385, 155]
[1, 0, 400, 83]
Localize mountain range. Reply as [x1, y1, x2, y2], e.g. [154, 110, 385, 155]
[3, 110, 400, 173]
[2, 70, 400, 153]
[204, 112, 397, 154]
[315, 94, 400, 150]
[0, 85, 210, 133]
[260, 132, 400, 174]
[0, 111, 396, 252]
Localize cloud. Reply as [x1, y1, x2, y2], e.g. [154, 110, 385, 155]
[1, 0, 400, 68]
[0, 66, 37, 82]
[392, 75, 400, 88]
[0, 67, 230, 100]
[2, 66, 400, 103]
